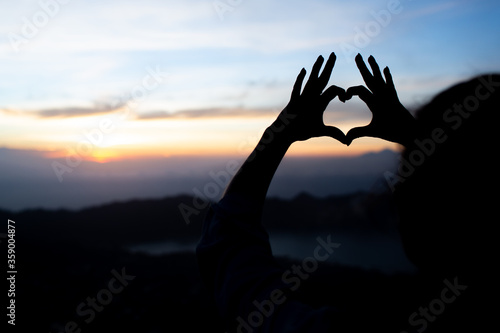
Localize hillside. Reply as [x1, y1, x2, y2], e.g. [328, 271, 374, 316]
[1, 191, 399, 248]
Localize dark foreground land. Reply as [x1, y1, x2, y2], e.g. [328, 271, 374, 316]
[2, 193, 447, 332]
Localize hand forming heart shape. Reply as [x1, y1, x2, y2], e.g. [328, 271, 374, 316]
[278, 52, 417, 147]
[339, 54, 417, 146]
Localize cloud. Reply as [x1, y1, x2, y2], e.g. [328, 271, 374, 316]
[0, 0, 354, 55]
[135, 107, 279, 120]
[1, 101, 127, 119]
[0, 147, 400, 211]
[1, 100, 367, 125]
[36, 105, 118, 118]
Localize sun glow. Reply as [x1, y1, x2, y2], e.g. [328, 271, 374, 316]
[88, 149, 121, 163]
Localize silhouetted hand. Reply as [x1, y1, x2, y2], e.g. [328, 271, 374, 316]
[274, 52, 347, 144]
[343, 54, 417, 146]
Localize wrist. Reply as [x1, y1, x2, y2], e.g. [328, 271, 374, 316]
[262, 121, 295, 148]
[389, 104, 418, 147]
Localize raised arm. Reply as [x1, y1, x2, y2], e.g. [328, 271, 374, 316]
[224, 52, 346, 206]
[197, 53, 346, 332]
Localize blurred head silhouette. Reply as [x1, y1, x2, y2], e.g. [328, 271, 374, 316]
[394, 74, 500, 278]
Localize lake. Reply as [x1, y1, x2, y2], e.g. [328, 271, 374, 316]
[128, 230, 416, 275]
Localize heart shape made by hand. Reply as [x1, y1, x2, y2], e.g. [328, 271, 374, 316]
[328, 54, 416, 146]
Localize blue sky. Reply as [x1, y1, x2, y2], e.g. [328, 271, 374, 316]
[0, 1, 498, 153]
[0, 0, 499, 209]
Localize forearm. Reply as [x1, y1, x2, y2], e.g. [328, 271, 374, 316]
[198, 116, 294, 330]
[224, 117, 293, 207]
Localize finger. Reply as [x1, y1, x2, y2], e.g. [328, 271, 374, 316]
[303, 55, 325, 93]
[321, 125, 347, 145]
[318, 52, 336, 87]
[345, 85, 374, 104]
[321, 85, 345, 104]
[355, 54, 375, 90]
[383, 66, 395, 91]
[291, 68, 306, 100]
[345, 126, 374, 146]
[339, 89, 351, 103]
[368, 55, 383, 81]
[310, 55, 325, 80]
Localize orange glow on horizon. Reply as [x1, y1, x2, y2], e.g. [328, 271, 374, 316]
[37, 138, 398, 163]
[1, 107, 401, 163]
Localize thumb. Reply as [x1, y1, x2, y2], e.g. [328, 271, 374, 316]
[345, 85, 373, 105]
[345, 126, 373, 146]
[321, 85, 345, 104]
[321, 125, 347, 145]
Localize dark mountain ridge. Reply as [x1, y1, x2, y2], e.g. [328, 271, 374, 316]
[1, 191, 399, 248]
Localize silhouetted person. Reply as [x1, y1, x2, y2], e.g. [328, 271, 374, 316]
[344, 54, 499, 332]
[197, 52, 499, 332]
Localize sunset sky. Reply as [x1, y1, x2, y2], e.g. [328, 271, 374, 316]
[1, 0, 499, 163]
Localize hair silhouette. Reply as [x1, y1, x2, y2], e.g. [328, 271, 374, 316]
[395, 74, 500, 276]
[393, 74, 500, 332]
